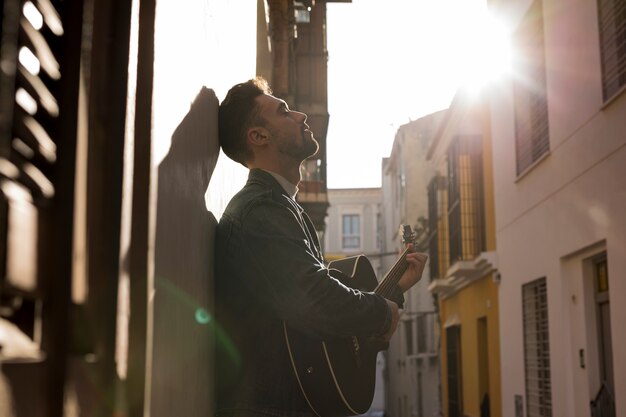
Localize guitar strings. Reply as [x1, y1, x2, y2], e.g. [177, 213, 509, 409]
[375, 247, 411, 297]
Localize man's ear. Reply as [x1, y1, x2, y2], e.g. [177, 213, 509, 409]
[247, 127, 270, 147]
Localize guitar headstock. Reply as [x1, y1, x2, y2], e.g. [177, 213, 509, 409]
[400, 224, 415, 245]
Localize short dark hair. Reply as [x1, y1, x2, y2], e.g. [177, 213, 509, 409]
[218, 77, 272, 166]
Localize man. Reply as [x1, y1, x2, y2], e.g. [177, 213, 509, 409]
[215, 78, 427, 417]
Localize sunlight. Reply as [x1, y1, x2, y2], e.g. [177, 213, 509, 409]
[455, 5, 513, 94]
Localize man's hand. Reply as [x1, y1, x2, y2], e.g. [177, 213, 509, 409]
[397, 244, 428, 292]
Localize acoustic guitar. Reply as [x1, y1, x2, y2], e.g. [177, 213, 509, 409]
[283, 225, 416, 417]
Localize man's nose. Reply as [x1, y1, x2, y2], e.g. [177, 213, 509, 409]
[293, 110, 307, 123]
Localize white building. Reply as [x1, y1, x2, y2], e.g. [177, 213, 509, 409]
[381, 113, 445, 417]
[325, 188, 384, 273]
[488, 0, 626, 416]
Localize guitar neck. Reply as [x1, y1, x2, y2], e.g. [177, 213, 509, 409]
[373, 246, 411, 298]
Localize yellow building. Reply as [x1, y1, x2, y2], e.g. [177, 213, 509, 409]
[427, 92, 501, 417]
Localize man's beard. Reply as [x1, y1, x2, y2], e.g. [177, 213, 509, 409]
[272, 128, 319, 162]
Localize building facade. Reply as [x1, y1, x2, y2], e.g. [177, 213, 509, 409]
[426, 93, 502, 417]
[325, 188, 382, 264]
[381, 113, 445, 417]
[488, 0, 626, 416]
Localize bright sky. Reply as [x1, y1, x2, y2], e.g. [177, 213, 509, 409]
[326, 0, 508, 188]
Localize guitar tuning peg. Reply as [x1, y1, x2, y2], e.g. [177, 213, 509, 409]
[400, 224, 415, 244]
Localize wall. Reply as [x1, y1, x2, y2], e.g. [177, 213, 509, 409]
[325, 188, 381, 260]
[149, 1, 257, 416]
[439, 275, 501, 417]
[489, 0, 626, 415]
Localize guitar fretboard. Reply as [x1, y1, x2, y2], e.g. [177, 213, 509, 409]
[374, 246, 411, 298]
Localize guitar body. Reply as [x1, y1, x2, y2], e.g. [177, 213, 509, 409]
[284, 255, 382, 417]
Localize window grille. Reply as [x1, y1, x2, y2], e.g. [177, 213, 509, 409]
[428, 176, 440, 281]
[513, 0, 550, 175]
[523, 278, 553, 417]
[341, 214, 360, 249]
[597, 0, 626, 101]
[427, 175, 448, 281]
[447, 136, 485, 265]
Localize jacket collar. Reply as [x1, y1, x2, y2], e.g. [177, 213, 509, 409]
[247, 169, 305, 214]
[261, 170, 298, 198]
[247, 169, 300, 202]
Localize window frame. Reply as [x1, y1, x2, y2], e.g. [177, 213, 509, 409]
[341, 213, 361, 250]
[513, 0, 551, 177]
[597, 0, 626, 103]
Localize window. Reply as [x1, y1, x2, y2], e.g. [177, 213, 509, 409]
[447, 136, 485, 265]
[477, 317, 490, 414]
[513, 0, 550, 175]
[428, 175, 449, 281]
[342, 214, 360, 249]
[417, 314, 428, 354]
[301, 158, 322, 181]
[376, 212, 382, 249]
[299, 158, 324, 193]
[404, 320, 414, 356]
[598, 0, 626, 101]
[522, 277, 552, 417]
[446, 325, 463, 417]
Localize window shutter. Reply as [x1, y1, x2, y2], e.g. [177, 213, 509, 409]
[598, 0, 626, 101]
[513, 0, 550, 175]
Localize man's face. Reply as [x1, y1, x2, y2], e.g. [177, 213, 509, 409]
[255, 94, 319, 162]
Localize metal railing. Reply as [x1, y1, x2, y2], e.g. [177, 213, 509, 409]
[591, 382, 615, 417]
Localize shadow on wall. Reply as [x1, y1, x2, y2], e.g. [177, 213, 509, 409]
[151, 87, 220, 417]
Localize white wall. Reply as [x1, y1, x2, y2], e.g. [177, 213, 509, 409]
[489, 1, 626, 416]
[325, 188, 382, 273]
[152, 0, 255, 218]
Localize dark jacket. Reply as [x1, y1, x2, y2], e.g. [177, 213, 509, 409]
[215, 169, 394, 417]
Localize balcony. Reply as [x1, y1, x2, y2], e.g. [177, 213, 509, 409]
[297, 159, 329, 231]
[298, 180, 326, 201]
[428, 251, 498, 298]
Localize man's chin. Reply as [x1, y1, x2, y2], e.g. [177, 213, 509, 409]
[304, 141, 320, 159]
[284, 136, 320, 162]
